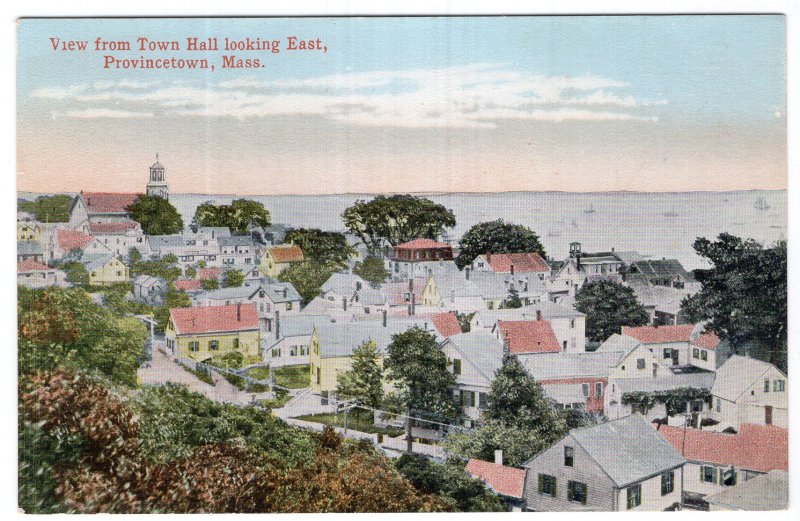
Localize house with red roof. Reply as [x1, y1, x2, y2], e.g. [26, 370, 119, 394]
[656, 423, 787, 499]
[494, 319, 561, 354]
[173, 278, 203, 293]
[165, 303, 261, 362]
[473, 252, 550, 281]
[621, 323, 706, 368]
[69, 191, 141, 227]
[17, 258, 67, 289]
[87, 220, 149, 257]
[388, 238, 454, 281]
[260, 244, 305, 278]
[429, 312, 462, 338]
[466, 457, 526, 510]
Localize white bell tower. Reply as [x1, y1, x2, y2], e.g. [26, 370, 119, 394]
[146, 153, 169, 200]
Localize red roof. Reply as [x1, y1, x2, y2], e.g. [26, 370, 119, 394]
[197, 267, 223, 281]
[484, 252, 550, 273]
[269, 245, 304, 263]
[465, 459, 526, 499]
[57, 229, 93, 251]
[18, 259, 50, 273]
[169, 303, 259, 335]
[81, 192, 141, 214]
[498, 320, 561, 354]
[173, 279, 202, 292]
[657, 423, 787, 473]
[692, 332, 721, 350]
[88, 221, 140, 234]
[395, 238, 451, 250]
[385, 277, 428, 306]
[430, 312, 462, 337]
[622, 324, 696, 344]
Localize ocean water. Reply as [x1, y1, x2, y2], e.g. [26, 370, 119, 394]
[166, 190, 787, 271]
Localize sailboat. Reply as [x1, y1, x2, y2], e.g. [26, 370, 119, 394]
[754, 197, 771, 211]
[584, 204, 596, 214]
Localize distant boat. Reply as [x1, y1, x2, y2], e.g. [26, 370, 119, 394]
[584, 204, 596, 214]
[754, 197, 771, 211]
[663, 208, 679, 217]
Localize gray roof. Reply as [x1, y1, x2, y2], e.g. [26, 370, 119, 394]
[615, 371, 716, 394]
[321, 272, 369, 294]
[148, 234, 185, 250]
[218, 236, 254, 247]
[542, 383, 587, 404]
[567, 414, 686, 487]
[444, 330, 504, 381]
[611, 251, 646, 266]
[277, 314, 336, 338]
[476, 301, 584, 326]
[315, 318, 442, 358]
[80, 253, 115, 272]
[712, 355, 782, 402]
[18, 241, 43, 255]
[198, 280, 301, 304]
[133, 274, 165, 288]
[704, 471, 788, 511]
[595, 333, 643, 356]
[196, 226, 231, 237]
[630, 259, 693, 281]
[517, 351, 625, 380]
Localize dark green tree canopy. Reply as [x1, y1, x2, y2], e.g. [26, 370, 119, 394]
[682, 234, 787, 371]
[223, 269, 245, 288]
[192, 199, 271, 235]
[342, 195, 456, 255]
[336, 340, 384, 410]
[455, 220, 546, 269]
[284, 228, 356, 269]
[18, 194, 73, 222]
[277, 261, 339, 305]
[127, 195, 184, 236]
[574, 279, 649, 342]
[353, 256, 390, 285]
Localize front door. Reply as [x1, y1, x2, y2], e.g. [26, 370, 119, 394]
[765, 406, 773, 425]
[672, 350, 679, 366]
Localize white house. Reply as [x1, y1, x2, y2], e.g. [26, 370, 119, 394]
[708, 355, 787, 429]
[263, 314, 336, 367]
[471, 301, 586, 352]
[604, 372, 716, 422]
[193, 280, 302, 334]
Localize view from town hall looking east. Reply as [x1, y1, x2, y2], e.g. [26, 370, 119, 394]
[17, 16, 786, 515]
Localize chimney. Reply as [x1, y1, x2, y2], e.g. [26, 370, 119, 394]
[342, 297, 348, 311]
[465, 267, 471, 281]
[486, 253, 491, 263]
[536, 309, 542, 321]
[275, 310, 280, 339]
[494, 450, 503, 466]
[237, 303, 241, 321]
[283, 287, 288, 298]
[382, 309, 387, 327]
[510, 262, 515, 276]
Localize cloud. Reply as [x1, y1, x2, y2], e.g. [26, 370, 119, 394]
[64, 108, 155, 119]
[31, 63, 665, 127]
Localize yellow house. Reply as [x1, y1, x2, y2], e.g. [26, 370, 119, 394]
[421, 276, 441, 306]
[260, 244, 304, 278]
[17, 222, 41, 241]
[82, 254, 130, 286]
[166, 303, 262, 362]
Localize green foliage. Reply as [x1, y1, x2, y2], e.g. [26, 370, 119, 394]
[296, 411, 404, 437]
[342, 195, 456, 255]
[456, 312, 475, 333]
[131, 256, 182, 282]
[336, 340, 384, 409]
[395, 454, 507, 512]
[202, 278, 220, 290]
[682, 234, 787, 371]
[455, 220, 546, 269]
[284, 228, 356, 269]
[385, 327, 459, 420]
[178, 361, 216, 386]
[193, 199, 271, 235]
[126, 194, 184, 235]
[223, 269, 245, 288]
[574, 280, 650, 342]
[278, 261, 338, 304]
[60, 261, 89, 286]
[273, 364, 311, 389]
[18, 194, 73, 222]
[128, 247, 143, 265]
[500, 286, 523, 309]
[353, 256, 390, 285]
[622, 388, 712, 416]
[185, 265, 197, 278]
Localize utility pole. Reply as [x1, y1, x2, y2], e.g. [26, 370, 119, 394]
[406, 407, 413, 453]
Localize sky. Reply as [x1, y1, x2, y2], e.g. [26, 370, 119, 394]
[17, 16, 786, 195]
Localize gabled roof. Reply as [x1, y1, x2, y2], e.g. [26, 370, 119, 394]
[321, 272, 369, 295]
[430, 312, 462, 338]
[148, 234, 185, 250]
[314, 318, 441, 358]
[274, 314, 335, 338]
[656, 423, 787, 473]
[173, 279, 203, 292]
[482, 252, 550, 273]
[18, 258, 50, 273]
[704, 470, 787, 511]
[497, 320, 561, 354]
[17, 241, 43, 255]
[595, 333, 643, 356]
[169, 303, 259, 335]
[712, 355, 783, 402]
[197, 267, 223, 280]
[517, 351, 625, 380]
[218, 236, 254, 247]
[81, 192, 141, 214]
[80, 253, 117, 272]
[692, 332, 721, 350]
[385, 277, 428, 305]
[395, 238, 451, 250]
[465, 459, 525, 499]
[133, 274, 165, 288]
[621, 324, 696, 344]
[88, 221, 140, 234]
[475, 302, 584, 326]
[58, 229, 93, 251]
[630, 259, 692, 280]
[444, 330, 504, 381]
[566, 414, 686, 488]
[268, 245, 304, 263]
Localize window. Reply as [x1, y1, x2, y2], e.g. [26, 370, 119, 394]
[479, 392, 488, 409]
[272, 348, 281, 358]
[567, 481, 587, 504]
[693, 348, 699, 359]
[764, 379, 771, 392]
[595, 382, 603, 397]
[716, 398, 721, 412]
[232, 338, 239, 349]
[701, 350, 708, 361]
[564, 446, 574, 467]
[636, 358, 646, 370]
[209, 340, 219, 351]
[663, 348, 672, 359]
[701, 465, 717, 484]
[721, 468, 737, 487]
[661, 471, 674, 495]
[581, 383, 590, 397]
[774, 380, 785, 392]
[570, 319, 575, 329]
[290, 346, 297, 356]
[316, 367, 321, 385]
[286, 302, 293, 311]
[453, 359, 461, 375]
[537, 474, 557, 497]
[188, 341, 199, 352]
[563, 340, 568, 350]
[460, 391, 475, 408]
[626, 484, 642, 509]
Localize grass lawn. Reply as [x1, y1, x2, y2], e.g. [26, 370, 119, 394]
[260, 389, 291, 409]
[244, 366, 271, 381]
[296, 411, 404, 437]
[274, 364, 310, 389]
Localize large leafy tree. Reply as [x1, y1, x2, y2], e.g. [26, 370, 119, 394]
[18, 194, 73, 222]
[223, 269, 245, 288]
[127, 194, 184, 235]
[574, 279, 649, 342]
[336, 340, 384, 411]
[682, 234, 787, 371]
[353, 256, 390, 285]
[384, 328, 459, 452]
[193, 199, 271, 235]
[284, 228, 356, 269]
[342, 195, 456, 255]
[455, 220, 546, 269]
[278, 261, 338, 304]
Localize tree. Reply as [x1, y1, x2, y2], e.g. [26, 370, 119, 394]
[127, 247, 143, 266]
[385, 328, 459, 451]
[185, 266, 197, 278]
[18, 194, 73, 222]
[284, 228, 356, 269]
[336, 340, 384, 411]
[353, 256, 389, 285]
[193, 199, 271, 235]
[574, 280, 649, 342]
[202, 278, 220, 290]
[277, 261, 338, 304]
[682, 234, 787, 371]
[127, 194, 184, 235]
[61, 261, 89, 286]
[224, 269, 245, 288]
[455, 220, 546, 269]
[342, 195, 456, 255]
[500, 286, 523, 309]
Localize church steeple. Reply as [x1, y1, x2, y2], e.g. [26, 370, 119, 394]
[146, 153, 169, 200]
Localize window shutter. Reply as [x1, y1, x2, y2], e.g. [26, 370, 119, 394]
[700, 466, 704, 482]
[713, 467, 719, 484]
[553, 477, 556, 497]
[538, 474, 544, 493]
